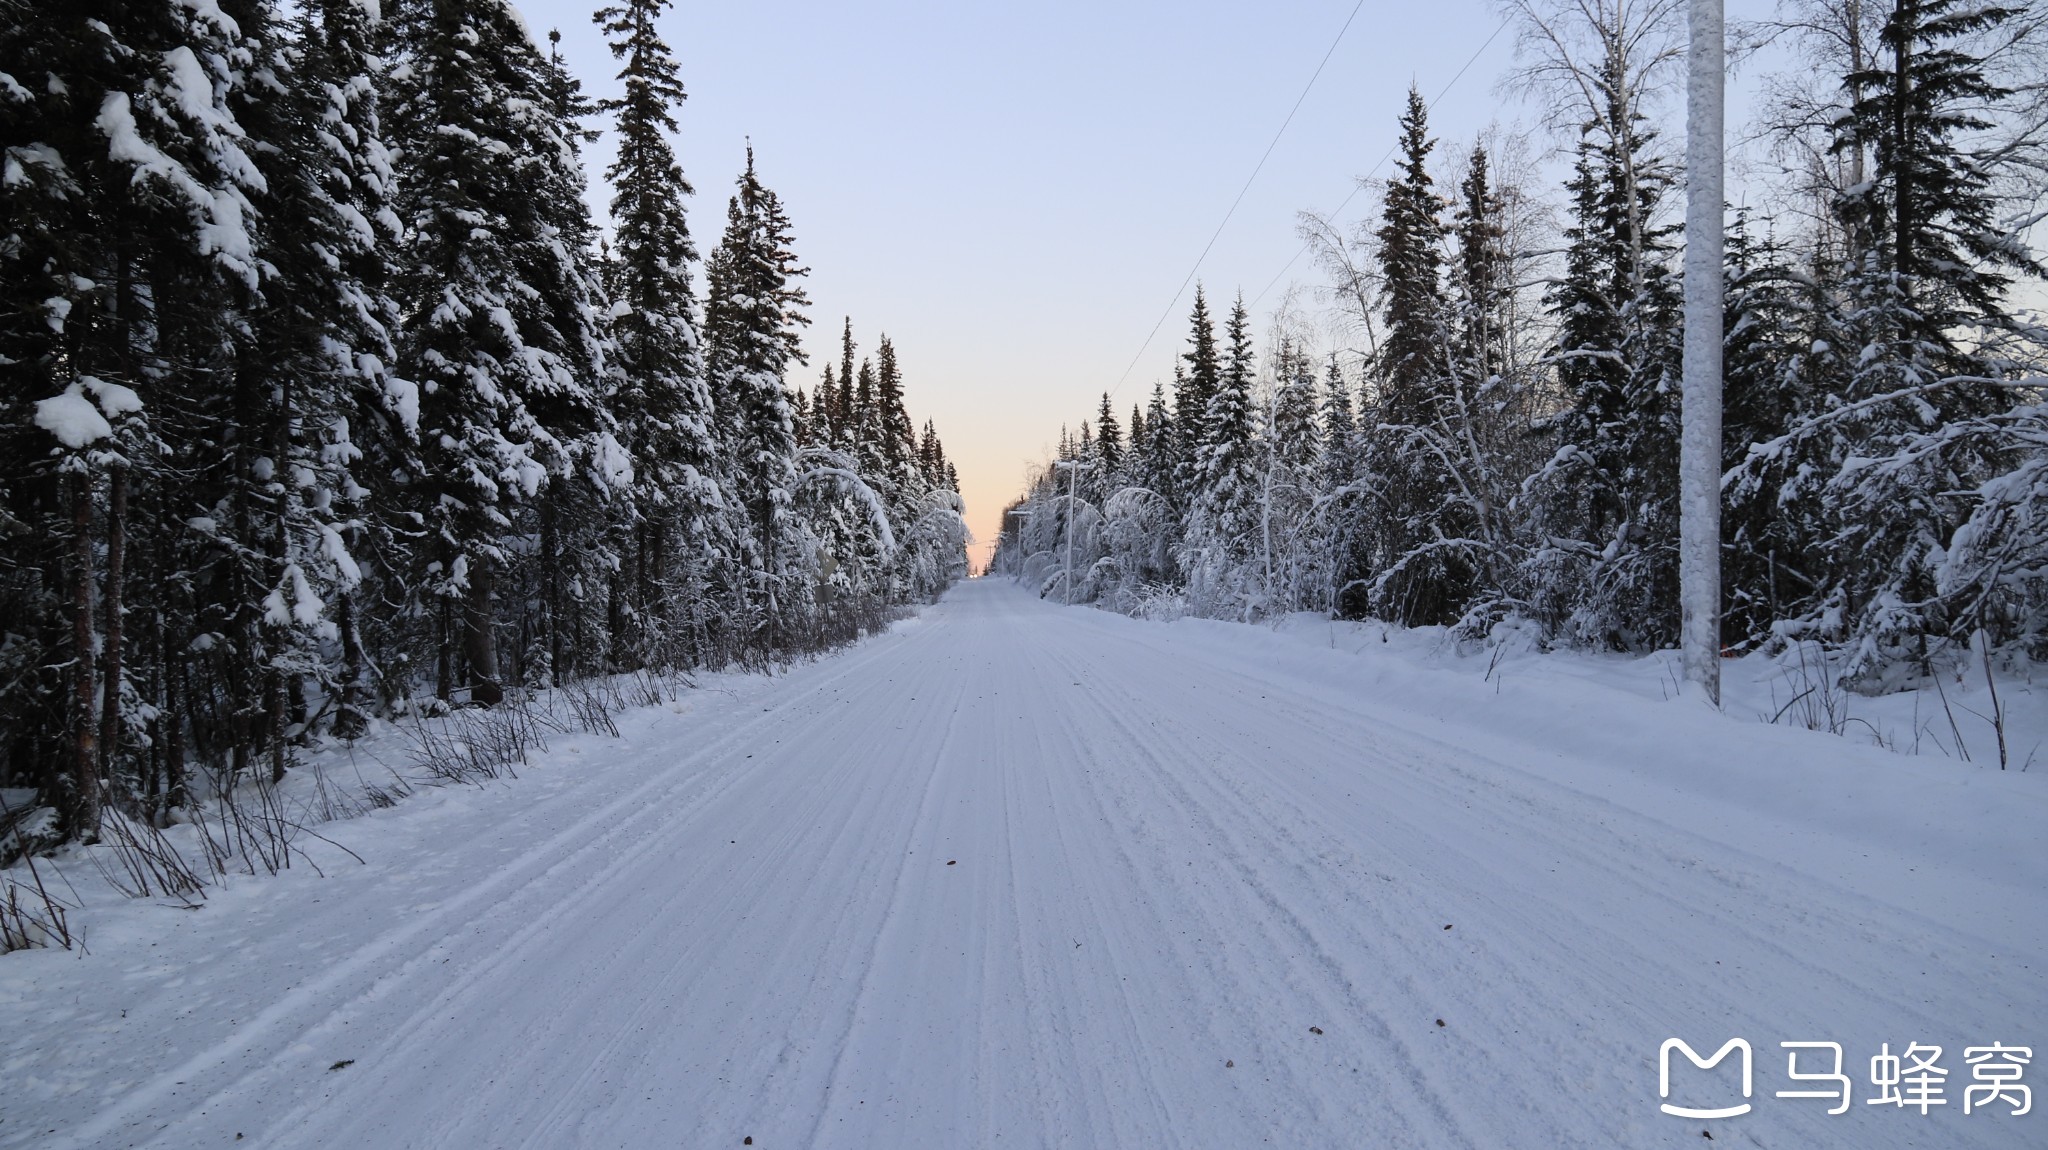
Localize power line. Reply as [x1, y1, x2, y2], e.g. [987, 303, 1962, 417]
[1105, 0, 1369, 401]
[1250, 16, 1513, 311]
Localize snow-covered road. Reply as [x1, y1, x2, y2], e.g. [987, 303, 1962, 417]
[5, 579, 2043, 1148]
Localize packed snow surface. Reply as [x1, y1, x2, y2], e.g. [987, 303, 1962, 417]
[3, 580, 2043, 1147]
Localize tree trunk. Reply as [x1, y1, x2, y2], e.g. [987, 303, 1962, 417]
[1892, 0, 1913, 281]
[335, 588, 369, 738]
[436, 594, 453, 704]
[462, 559, 503, 706]
[160, 486, 187, 812]
[269, 670, 288, 784]
[99, 465, 126, 788]
[541, 496, 564, 684]
[65, 470, 100, 839]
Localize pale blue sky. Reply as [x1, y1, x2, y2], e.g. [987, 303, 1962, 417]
[515, 0, 1779, 560]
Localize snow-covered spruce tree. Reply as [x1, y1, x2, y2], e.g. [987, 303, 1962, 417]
[869, 335, 927, 597]
[529, 28, 627, 689]
[703, 148, 815, 650]
[815, 352, 900, 615]
[807, 364, 834, 445]
[850, 357, 880, 469]
[1452, 143, 1513, 391]
[1318, 355, 1374, 618]
[1182, 296, 1263, 617]
[1094, 392, 1123, 478]
[191, 0, 417, 783]
[1, 1, 113, 833]
[1175, 287, 1221, 490]
[1510, 0, 1686, 651]
[1262, 338, 1324, 613]
[2, 0, 265, 836]
[383, 0, 615, 705]
[1528, 134, 1685, 651]
[868, 340, 964, 604]
[873, 336, 917, 487]
[795, 322, 897, 634]
[916, 420, 943, 485]
[1428, 138, 1545, 634]
[790, 381, 814, 446]
[1717, 212, 1837, 649]
[831, 318, 857, 452]
[1364, 88, 1476, 628]
[908, 415, 969, 597]
[1140, 379, 1180, 514]
[593, 0, 728, 671]
[299, 0, 416, 740]
[1090, 381, 1180, 602]
[1811, 0, 2047, 685]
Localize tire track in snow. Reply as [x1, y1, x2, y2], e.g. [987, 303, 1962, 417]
[1003, 614, 1188, 1150]
[22, 583, 2043, 1150]
[1025, 599, 2043, 1149]
[1102, 618, 2015, 1051]
[53, 618, 949, 1150]
[798, 650, 974, 1146]
[1028, 629, 1477, 1149]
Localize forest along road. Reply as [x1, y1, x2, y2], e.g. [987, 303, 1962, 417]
[11, 579, 2045, 1149]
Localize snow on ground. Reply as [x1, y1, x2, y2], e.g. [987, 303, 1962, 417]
[2, 578, 2043, 1148]
[1261, 608, 2047, 771]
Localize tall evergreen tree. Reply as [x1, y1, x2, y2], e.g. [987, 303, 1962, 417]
[595, 0, 724, 669]
[213, 0, 401, 781]
[1140, 381, 1178, 508]
[3, 0, 263, 834]
[1175, 288, 1220, 480]
[1095, 392, 1123, 476]
[704, 147, 811, 643]
[1374, 88, 1450, 426]
[852, 358, 879, 471]
[385, 0, 614, 703]
[873, 335, 916, 482]
[1452, 142, 1511, 389]
[1319, 356, 1370, 617]
[1525, 50, 1684, 650]
[1818, 0, 2044, 678]
[1367, 88, 1472, 626]
[834, 317, 857, 450]
[301, 0, 415, 739]
[1719, 213, 1830, 647]
[1184, 296, 1261, 615]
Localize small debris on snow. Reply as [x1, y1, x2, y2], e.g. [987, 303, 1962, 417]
[947, 860, 956, 865]
[1225, 1059, 1234, 1068]
[743, 1138, 753, 1146]
[329, 1059, 354, 1071]
[1443, 924, 1452, 930]
[1308, 1026, 1323, 1035]
[1435, 1019, 1446, 1028]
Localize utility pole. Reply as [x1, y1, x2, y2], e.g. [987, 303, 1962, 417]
[1681, 0, 1725, 705]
